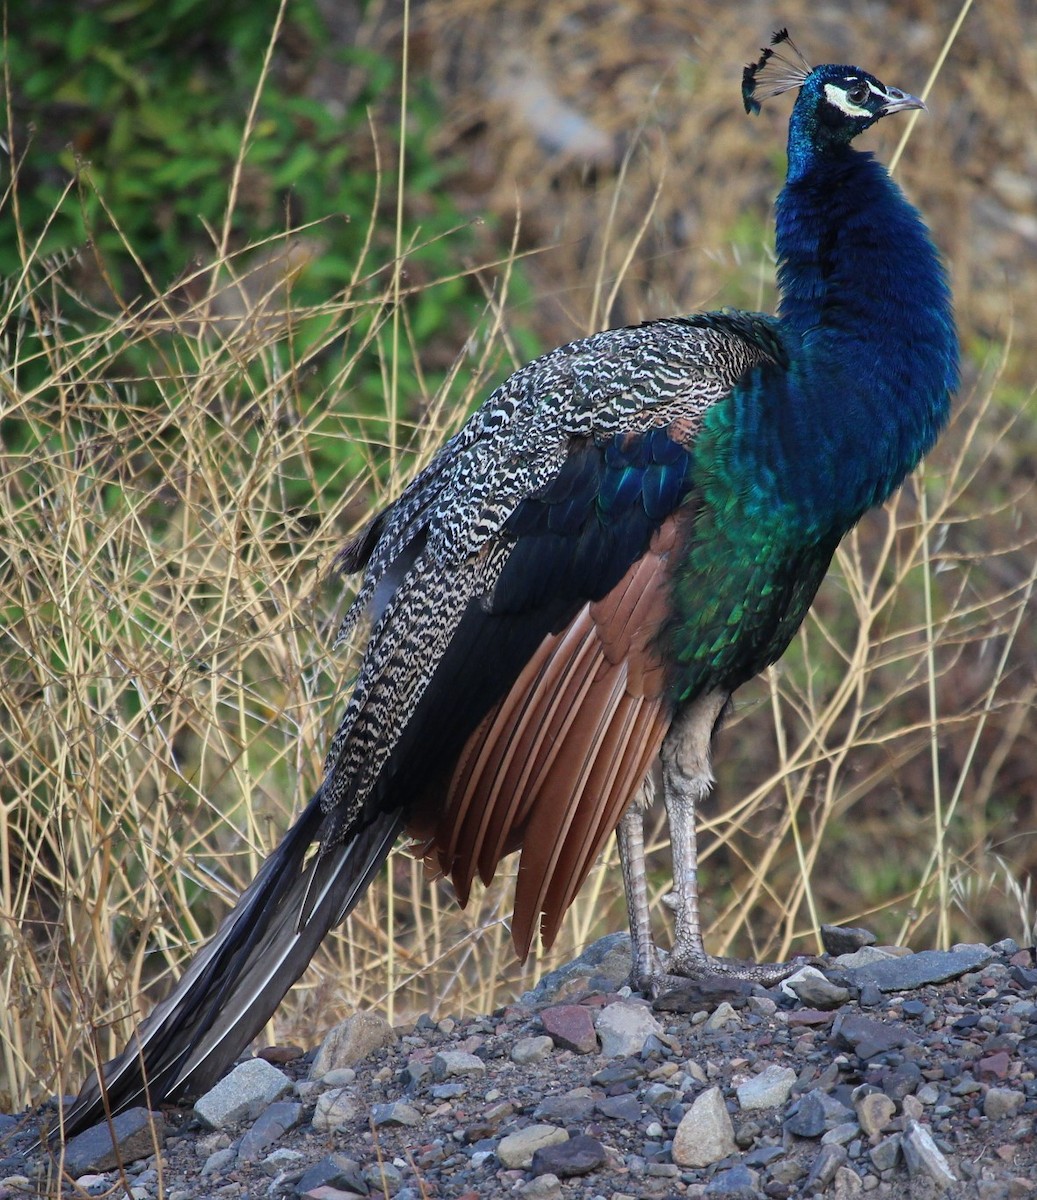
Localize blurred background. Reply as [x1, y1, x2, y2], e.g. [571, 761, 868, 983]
[1, 0, 1034, 1114]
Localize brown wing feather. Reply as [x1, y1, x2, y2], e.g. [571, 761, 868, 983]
[407, 516, 681, 957]
[532, 696, 669, 949]
[439, 620, 601, 904]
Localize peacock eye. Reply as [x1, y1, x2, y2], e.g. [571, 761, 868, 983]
[846, 81, 870, 106]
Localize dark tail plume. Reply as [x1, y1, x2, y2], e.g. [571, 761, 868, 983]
[56, 798, 402, 1139]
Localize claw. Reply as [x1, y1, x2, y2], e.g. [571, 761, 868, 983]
[638, 951, 813, 1005]
[662, 949, 809, 986]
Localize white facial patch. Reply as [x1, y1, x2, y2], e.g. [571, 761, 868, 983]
[823, 80, 878, 118]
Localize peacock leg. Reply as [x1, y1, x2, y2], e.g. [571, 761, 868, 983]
[616, 777, 665, 989]
[654, 689, 802, 988]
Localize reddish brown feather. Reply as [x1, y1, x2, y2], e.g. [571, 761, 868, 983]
[516, 691, 669, 952]
[476, 629, 602, 886]
[441, 620, 600, 903]
[406, 517, 681, 957]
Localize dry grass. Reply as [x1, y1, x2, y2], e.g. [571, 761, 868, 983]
[2, 0, 1035, 1129]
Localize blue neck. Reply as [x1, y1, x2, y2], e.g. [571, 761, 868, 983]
[740, 137, 959, 528]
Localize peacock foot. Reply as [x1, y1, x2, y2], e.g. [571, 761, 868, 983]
[636, 948, 816, 1003]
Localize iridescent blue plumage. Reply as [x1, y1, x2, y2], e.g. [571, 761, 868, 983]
[666, 56, 959, 702]
[59, 39, 959, 1139]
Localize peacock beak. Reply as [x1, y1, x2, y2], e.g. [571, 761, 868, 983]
[880, 87, 926, 115]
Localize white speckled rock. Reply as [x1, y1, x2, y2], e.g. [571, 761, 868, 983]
[432, 1050, 486, 1078]
[310, 1011, 397, 1078]
[192, 1060, 292, 1129]
[736, 1064, 797, 1110]
[671, 1086, 737, 1167]
[902, 1119, 957, 1187]
[704, 1001, 740, 1032]
[594, 1000, 663, 1058]
[497, 1124, 569, 1169]
[311, 1087, 359, 1133]
[511, 1035, 555, 1065]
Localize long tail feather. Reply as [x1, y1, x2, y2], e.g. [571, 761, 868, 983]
[56, 798, 402, 1140]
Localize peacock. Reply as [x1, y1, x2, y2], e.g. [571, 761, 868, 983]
[56, 32, 958, 1138]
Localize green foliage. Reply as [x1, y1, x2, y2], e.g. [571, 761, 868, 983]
[2, 0, 509, 504]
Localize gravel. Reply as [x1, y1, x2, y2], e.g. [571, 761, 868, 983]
[3, 932, 1036, 1199]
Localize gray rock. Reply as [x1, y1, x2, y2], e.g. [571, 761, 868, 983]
[857, 980, 884, 1006]
[779, 964, 827, 997]
[0, 1173, 35, 1197]
[844, 945, 995, 992]
[902, 1119, 957, 1187]
[533, 1091, 596, 1124]
[431, 1050, 486, 1079]
[596, 1094, 642, 1121]
[319, 1067, 357, 1087]
[884, 1061, 924, 1101]
[511, 1035, 554, 1065]
[60, 1108, 166, 1176]
[833, 1165, 865, 1197]
[833, 946, 897, 969]
[983, 1087, 1025, 1120]
[294, 1152, 366, 1196]
[832, 1012, 917, 1060]
[201, 1146, 237, 1175]
[643, 1081, 680, 1106]
[365, 1161, 403, 1194]
[704, 1163, 760, 1198]
[531, 1133, 606, 1178]
[309, 1011, 397, 1078]
[193, 1059, 291, 1129]
[704, 1001, 741, 1032]
[594, 1000, 662, 1057]
[672, 1086, 737, 1167]
[652, 977, 756, 1014]
[821, 924, 877, 955]
[520, 1174, 564, 1200]
[647, 1162, 680, 1178]
[951, 1077, 982, 1096]
[784, 968, 850, 1010]
[822, 1121, 861, 1146]
[237, 1099, 304, 1161]
[784, 1088, 854, 1138]
[371, 1101, 421, 1127]
[522, 932, 631, 1004]
[736, 1064, 797, 1110]
[260, 1146, 305, 1176]
[771, 1157, 807, 1185]
[498, 1124, 569, 1170]
[743, 1145, 786, 1167]
[990, 937, 1020, 955]
[589, 942, 639, 991]
[311, 1087, 359, 1133]
[805, 1143, 848, 1191]
[401, 1057, 431, 1089]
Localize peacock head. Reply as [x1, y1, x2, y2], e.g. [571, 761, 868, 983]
[743, 30, 925, 155]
